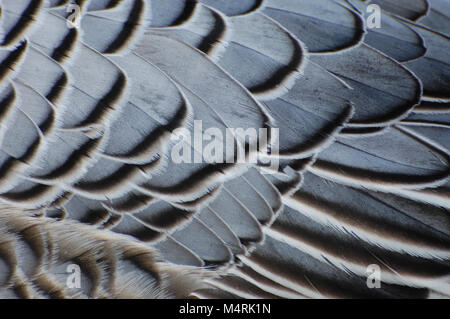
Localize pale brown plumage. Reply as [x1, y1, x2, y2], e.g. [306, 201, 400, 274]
[0, 0, 448, 299]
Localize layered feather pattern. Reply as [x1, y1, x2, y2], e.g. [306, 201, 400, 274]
[0, 0, 448, 299]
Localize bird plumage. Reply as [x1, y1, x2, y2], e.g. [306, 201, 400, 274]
[0, 0, 448, 298]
